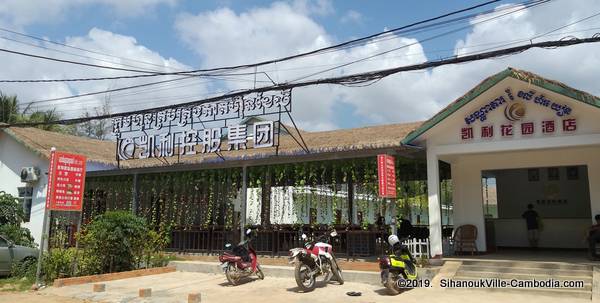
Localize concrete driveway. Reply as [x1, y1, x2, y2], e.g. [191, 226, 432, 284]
[43, 271, 589, 303]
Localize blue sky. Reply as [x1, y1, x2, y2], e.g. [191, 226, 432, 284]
[1, 0, 600, 131]
[26, 0, 489, 68]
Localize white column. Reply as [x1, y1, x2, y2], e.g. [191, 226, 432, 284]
[427, 148, 443, 258]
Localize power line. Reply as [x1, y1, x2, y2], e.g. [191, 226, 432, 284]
[21, 2, 596, 116]
[40, 24, 600, 115]
[0, 35, 164, 73]
[289, 0, 548, 83]
[5, 35, 599, 128]
[0, 27, 186, 72]
[0, 0, 513, 83]
[26, 75, 271, 108]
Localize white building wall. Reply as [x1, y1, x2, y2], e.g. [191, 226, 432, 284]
[0, 132, 49, 246]
[418, 76, 600, 253]
[0, 132, 117, 246]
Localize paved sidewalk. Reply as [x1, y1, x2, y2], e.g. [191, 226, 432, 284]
[42, 271, 589, 303]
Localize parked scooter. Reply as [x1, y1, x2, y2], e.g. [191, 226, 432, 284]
[378, 235, 418, 295]
[218, 229, 264, 285]
[289, 230, 344, 292]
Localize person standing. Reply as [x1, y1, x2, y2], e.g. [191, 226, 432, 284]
[522, 204, 540, 248]
[586, 214, 600, 260]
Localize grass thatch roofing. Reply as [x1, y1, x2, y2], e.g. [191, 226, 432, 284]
[3, 121, 423, 169]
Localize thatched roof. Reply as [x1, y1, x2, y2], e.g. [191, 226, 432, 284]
[4, 127, 117, 166]
[3, 121, 423, 169]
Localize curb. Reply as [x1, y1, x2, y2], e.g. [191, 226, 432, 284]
[53, 266, 176, 287]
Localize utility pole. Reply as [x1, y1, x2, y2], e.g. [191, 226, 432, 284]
[240, 166, 247, 241]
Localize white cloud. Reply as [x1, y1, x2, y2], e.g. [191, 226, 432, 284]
[0, 0, 177, 27]
[292, 0, 334, 17]
[175, 0, 600, 131]
[340, 10, 362, 24]
[4, 0, 600, 134]
[0, 27, 206, 121]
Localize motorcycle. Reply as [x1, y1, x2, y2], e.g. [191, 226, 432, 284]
[289, 230, 344, 292]
[378, 235, 418, 295]
[218, 228, 265, 285]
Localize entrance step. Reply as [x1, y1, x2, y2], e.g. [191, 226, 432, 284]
[460, 260, 592, 271]
[454, 269, 592, 284]
[457, 265, 592, 277]
[450, 260, 593, 299]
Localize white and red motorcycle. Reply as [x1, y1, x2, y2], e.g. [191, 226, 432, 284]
[289, 230, 344, 292]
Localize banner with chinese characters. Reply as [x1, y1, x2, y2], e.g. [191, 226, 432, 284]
[112, 89, 292, 161]
[460, 87, 577, 141]
[45, 151, 86, 211]
[377, 154, 396, 198]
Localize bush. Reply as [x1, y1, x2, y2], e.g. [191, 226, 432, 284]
[140, 225, 171, 268]
[40, 248, 77, 282]
[79, 211, 149, 273]
[0, 191, 24, 226]
[0, 191, 36, 248]
[0, 224, 36, 248]
[10, 256, 37, 281]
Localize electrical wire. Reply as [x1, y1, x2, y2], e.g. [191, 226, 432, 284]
[288, 0, 548, 83]
[0, 0, 516, 83]
[0, 27, 187, 72]
[0, 35, 165, 73]
[4, 35, 599, 128]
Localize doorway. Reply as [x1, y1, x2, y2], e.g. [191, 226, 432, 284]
[481, 165, 591, 249]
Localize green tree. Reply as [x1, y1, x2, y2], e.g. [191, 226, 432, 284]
[0, 191, 36, 247]
[0, 93, 19, 124]
[0, 91, 71, 133]
[25, 109, 63, 132]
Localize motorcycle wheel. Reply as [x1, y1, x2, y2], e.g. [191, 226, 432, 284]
[385, 275, 401, 295]
[225, 263, 240, 286]
[332, 261, 344, 285]
[256, 265, 265, 280]
[294, 262, 316, 292]
[322, 270, 333, 283]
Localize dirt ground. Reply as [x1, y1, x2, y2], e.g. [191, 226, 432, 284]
[0, 291, 90, 303]
[30, 271, 589, 303]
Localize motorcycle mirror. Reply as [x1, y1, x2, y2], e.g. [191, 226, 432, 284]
[330, 231, 338, 237]
[301, 234, 307, 240]
[246, 228, 252, 235]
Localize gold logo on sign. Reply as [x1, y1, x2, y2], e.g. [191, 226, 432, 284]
[504, 102, 526, 121]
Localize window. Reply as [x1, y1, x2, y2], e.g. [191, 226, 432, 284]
[18, 187, 33, 223]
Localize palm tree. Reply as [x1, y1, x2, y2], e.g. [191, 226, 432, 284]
[0, 93, 19, 124]
[27, 109, 63, 132]
[0, 91, 65, 132]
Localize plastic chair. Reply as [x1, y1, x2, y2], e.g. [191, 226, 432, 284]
[452, 224, 478, 255]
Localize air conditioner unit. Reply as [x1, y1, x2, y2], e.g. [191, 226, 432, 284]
[20, 167, 40, 183]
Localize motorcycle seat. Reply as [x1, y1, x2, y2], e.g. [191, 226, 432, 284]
[220, 254, 242, 262]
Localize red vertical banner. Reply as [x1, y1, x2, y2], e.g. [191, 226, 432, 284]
[45, 151, 86, 211]
[378, 154, 397, 198]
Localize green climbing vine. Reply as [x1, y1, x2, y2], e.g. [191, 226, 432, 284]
[83, 156, 432, 232]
